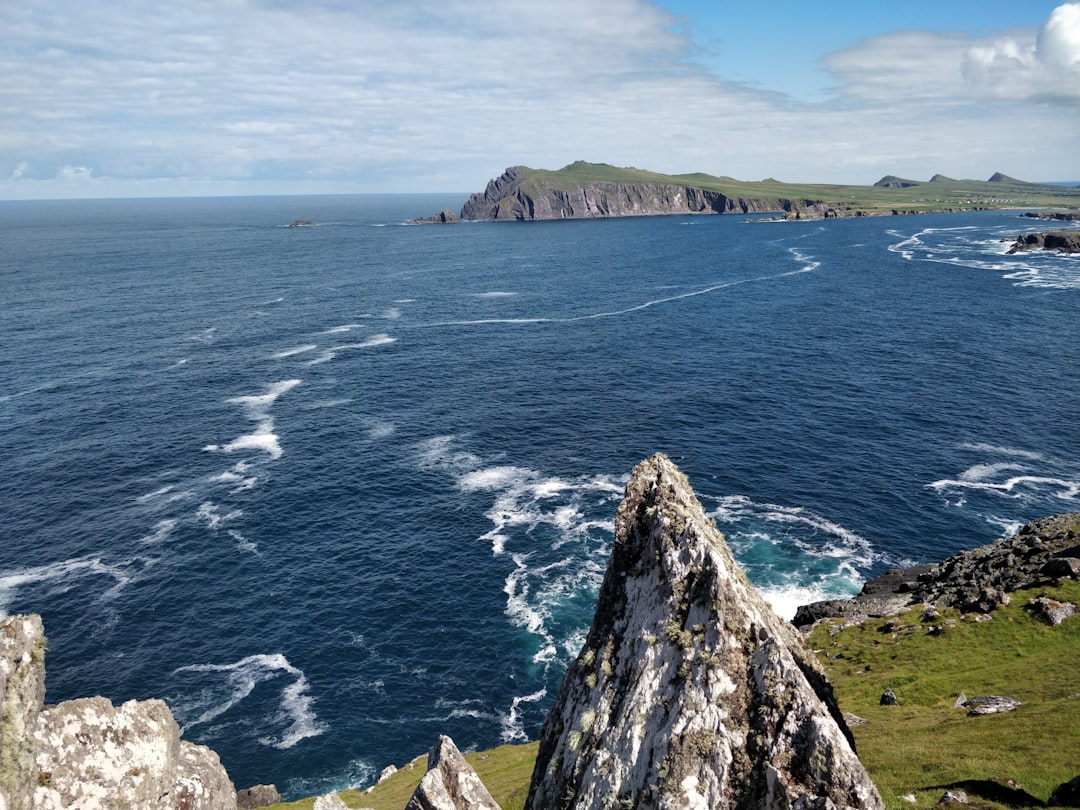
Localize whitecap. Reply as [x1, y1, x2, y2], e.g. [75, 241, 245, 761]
[0, 557, 133, 618]
[271, 344, 317, 359]
[499, 688, 546, 744]
[382, 307, 402, 320]
[196, 501, 243, 531]
[319, 324, 365, 335]
[171, 653, 327, 749]
[225, 380, 301, 419]
[471, 291, 517, 298]
[138, 519, 178, 545]
[136, 485, 176, 504]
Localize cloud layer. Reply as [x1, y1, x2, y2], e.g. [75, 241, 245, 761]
[1, 0, 1077, 198]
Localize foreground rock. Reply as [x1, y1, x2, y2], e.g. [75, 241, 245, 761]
[405, 735, 500, 810]
[0, 614, 235, 810]
[795, 514, 1080, 627]
[526, 454, 883, 810]
[1006, 230, 1080, 254]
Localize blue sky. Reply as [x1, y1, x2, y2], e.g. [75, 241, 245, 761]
[1, 1, 1077, 199]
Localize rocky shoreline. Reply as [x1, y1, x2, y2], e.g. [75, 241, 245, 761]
[793, 513, 1080, 627]
[1005, 229, 1080, 254]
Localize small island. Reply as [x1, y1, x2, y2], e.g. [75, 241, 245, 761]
[412, 161, 1080, 224]
[287, 219, 316, 227]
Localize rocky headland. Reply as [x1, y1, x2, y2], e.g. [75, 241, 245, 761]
[1005, 230, 1080, 254]
[411, 163, 1080, 224]
[4, 464, 1078, 810]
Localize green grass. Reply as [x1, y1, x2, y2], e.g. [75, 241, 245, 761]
[512, 161, 1080, 215]
[808, 578, 1080, 809]
[269, 580, 1079, 810]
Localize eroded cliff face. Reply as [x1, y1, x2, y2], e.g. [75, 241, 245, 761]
[0, 615, 235, 810]
[456, 167, 808, 222]
[526, 454, 883, 810]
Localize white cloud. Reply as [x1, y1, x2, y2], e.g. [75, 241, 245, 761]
[0, 0, 1077, 198]
[961, 1, 1080, 100]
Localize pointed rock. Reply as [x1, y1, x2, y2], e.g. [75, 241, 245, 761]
[405, 735, 501, 810]
[525, 454, 884, 810]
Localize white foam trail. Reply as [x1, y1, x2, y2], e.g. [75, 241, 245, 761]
[138, 519, 178, 545]
[959, 443, 1046, 461]
[137, 485, 175, 504]
[225, 380, 301, 419]
[208, 380, 301, 459]
[188, 327, 217, 343]
[271, 344, 317, 359]
[471, 291, 517, 298]
[959, 462, 1028, 482]
[305, 335, 394, 365]
[382, 307, 402, 319]
[222, 423, 284, 460]
[196, 501, 243, 531]
[422, 266, 817, 327]
[0, 557, 132, 618]
[319, 324, 366, 334]
[759, 583, 837, 622]
[172, 653, 327, 749]
[929, 475, 1079, 499]
[500, 688, 546, 744]
[227, 529, 258, 553]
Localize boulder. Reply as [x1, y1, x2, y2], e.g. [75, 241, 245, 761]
[880, 689, 898, 706]
[961, 696, 1021, 716]
[405, 735, 500, 810]
[313, 794, 349, 810]
[0, 615, 47, 810]
[237, 783, 283, 808]
[1025, 596, 1077, 625]
[1041, 557, 1080, 579]
[525, 454, 883, 810]
[1049, 775, 1080, 807]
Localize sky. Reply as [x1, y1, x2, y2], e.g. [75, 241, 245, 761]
[1, 0, 1078, 200]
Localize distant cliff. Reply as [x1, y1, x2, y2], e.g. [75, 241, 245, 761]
[453, 165, 821, 222]
[411, 162, 1080, 224]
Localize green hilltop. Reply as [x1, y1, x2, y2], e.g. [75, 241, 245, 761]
[510, 161, 1080, 215]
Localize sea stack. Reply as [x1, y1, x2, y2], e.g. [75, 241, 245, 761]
[525, 454, 884, 810]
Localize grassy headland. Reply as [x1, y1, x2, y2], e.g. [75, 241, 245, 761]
[517, 161, 1080, 216]
[268, 578, 1079, 810]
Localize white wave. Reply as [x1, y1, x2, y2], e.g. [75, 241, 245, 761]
[382, 307, 402, 319]
[758, 583, 840, 622]
[0, 557, 133, 618]
[222, 423, 283, 460]
[167, 357, 191, 369]
[500, 688, 546, 744]
[785, 247, 820, 274]
[187, 327, 217, 344]
[471, 291, 517, 298]
[225, 380, 301, 419]
[172, 653, 327, 750]
[929, 474, 1079, 499]
[319, 324, 366, 334]
[271, 344, 317, 359]
[305, 335, 394, 365]
[196, 501, 243, 531]
[138, 519, 178, 545]
[137, 485, 176, 503]
[959, 443, 1046, 461]
[394, 298, 416, 304]
[888, 225, 1080, 289]
[301, 398, 354, 410]
[227, 530, 258, 553]
[959, 462, 1028, 482]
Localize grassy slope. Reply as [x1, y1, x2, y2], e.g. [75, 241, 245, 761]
[516, 161, 1080, 214]
[269, 580, 1079, 810]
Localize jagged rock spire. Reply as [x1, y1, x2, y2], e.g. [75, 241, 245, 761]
[525, 454, 883, 810]
[405, 735, 501, 810]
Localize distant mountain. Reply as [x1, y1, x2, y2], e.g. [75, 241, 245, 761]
[873, 175, 919, 188]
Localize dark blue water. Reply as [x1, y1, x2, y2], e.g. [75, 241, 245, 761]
[2, 196, 1078, 797]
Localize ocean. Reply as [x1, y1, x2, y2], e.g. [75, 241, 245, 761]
[1, 195, 1077, 798]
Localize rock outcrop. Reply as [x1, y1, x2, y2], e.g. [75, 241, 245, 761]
[794, 514, 1080, 627]
[0, 614, 46, 810]
[0, 614, 235, 810]
[1006, 230, 1080, 254]
[405, 735, 501, 810]
[525, 454, 883, 810]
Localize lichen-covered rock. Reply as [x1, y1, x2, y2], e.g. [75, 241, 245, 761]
[405, 735, 500, 810]
[312, 793, 349, 810]
[526, 454, 884, 810]
[33, 696, 235, 810]
[236, 784, 282, 808]
[1025, 596, 1077, 626]
[0, 615, 47, 810]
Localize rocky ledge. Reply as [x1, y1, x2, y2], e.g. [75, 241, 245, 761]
[793, 513, 1080, 627]
[1005, 230, 1080, 254]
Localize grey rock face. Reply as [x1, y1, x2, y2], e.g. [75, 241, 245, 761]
[526, 454, 883, 810]
[960, 696, 1022, 716]
[1, 615, 47, 810]
[33, 696, 235, 810]
[236, 784, 282, 808]
[1025, 596, 1077, 625]
[0, 613, 235, 810]
[405, 735, 500, 810]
